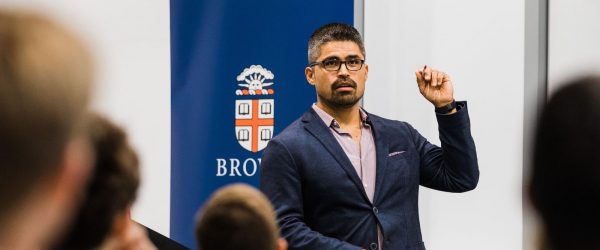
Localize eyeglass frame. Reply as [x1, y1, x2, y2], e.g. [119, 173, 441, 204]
[308, 58, 366, 71]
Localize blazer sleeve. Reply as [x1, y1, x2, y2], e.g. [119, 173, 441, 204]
[409, 101, 480, 192]
[260, 139, 362, 250]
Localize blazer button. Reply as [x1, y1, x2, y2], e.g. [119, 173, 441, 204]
[369, 242, 378, 250]
[372, 207, 379, 214]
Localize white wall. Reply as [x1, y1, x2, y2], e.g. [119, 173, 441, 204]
[1, 0, 172, 236]
[548, 0, 600, 93]
[3, 0, 561, 246]
[521, 2, 600, 248]
[364, 1, 524, 249]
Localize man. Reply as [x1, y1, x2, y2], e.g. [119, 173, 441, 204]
[260, 23, 479, 250]
[0, 9, 94, 249]
[53, 113, 157, 250]
[195, 183, 288, 250]
[528, 77, 600, 250]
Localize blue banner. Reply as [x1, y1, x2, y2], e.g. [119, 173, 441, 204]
[170, 0, 354, 248]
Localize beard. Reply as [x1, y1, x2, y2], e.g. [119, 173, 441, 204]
[318, 78, 363, 109]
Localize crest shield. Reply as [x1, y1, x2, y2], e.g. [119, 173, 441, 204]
[234, 65, 275, 152]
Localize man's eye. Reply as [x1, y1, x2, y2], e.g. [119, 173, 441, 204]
[347, 60, 360, 66]
[323, 60, 339, 67]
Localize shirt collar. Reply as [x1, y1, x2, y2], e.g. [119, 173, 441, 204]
[311, 103, 369, 129]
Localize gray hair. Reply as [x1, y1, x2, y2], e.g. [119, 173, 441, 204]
[307, 23, 365, 64]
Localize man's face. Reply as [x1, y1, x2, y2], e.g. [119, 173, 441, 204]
[305, 41, 368, 109]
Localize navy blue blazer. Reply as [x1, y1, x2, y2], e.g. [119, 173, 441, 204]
[260, 102, 479, 250]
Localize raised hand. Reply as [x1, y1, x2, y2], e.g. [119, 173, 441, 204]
[415, 65, 454, 108]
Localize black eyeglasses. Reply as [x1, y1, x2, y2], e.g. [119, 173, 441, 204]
[309, 58, 365, 71]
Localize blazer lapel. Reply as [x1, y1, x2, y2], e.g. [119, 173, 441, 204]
[368, 115, 389, 204]
[301, 109, 370, 202]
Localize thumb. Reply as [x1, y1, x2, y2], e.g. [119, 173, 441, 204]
[423, 65, 432, 82]
[415, 70, 426, 92]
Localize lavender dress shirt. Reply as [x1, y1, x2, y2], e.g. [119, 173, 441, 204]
[312, 104, 383, 249]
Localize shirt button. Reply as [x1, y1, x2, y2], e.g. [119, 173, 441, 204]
[373, 207, 379, 214]
[369, 242, 378, 250]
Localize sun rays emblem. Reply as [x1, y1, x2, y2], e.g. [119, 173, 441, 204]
[234, 65, 275, 152]
[235, 65, 275, 95]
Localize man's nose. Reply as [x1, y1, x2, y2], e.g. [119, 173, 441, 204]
[337, 62, 350, 76]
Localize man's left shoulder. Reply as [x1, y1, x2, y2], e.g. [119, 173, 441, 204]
[366, 112, 409, 128]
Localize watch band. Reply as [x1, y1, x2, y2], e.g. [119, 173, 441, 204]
[435, 100, 456, 114]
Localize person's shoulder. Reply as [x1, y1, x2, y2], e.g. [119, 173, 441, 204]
[272, 117, 305, 141]
[366, 112, 411, 130]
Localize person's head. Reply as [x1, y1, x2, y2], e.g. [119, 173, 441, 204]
[0, 9, 94, 248]
[54, 113, 141, 250]
[305, 23, 368, 110]
[195, 183, 287, 250]
[529, 76, 600, 250]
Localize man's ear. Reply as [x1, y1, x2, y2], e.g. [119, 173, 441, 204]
[41, 137, 93, 242]
[51, 137, 93, 209]
[277, 237, 288, 250]
[364, 63, 369, 80]
[305, 67, 315, 86]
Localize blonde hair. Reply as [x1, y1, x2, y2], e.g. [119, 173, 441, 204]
[0, 9, 93, 219]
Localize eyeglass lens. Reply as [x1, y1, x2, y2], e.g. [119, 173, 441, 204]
[322, 58, 363, 71]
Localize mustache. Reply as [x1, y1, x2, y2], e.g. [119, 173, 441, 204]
[331, 78, 357, 90]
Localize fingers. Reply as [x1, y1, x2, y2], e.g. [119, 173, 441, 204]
[417, 65, 450, 87]
[415, 70, 424, 83]
[431, 70, 438, 87]
[443, 72, 451, 84]
[423, 65, 431, 82]
[415, 70, 426, 92]
[416, 65, 451, 89]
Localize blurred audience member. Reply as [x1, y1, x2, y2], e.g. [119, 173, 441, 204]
[53, 113, 156, 250]
[0, 9, 94, 249]
[195, 183, 287, 250]
[529, 76, 600, 250]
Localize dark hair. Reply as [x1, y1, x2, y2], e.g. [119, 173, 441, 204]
[530, 76, 600, 249]
[54, 113, 140, 249]
[307, 23, 365, 63]
[0, 9, 93, 220]
[196, 184, 280, 250]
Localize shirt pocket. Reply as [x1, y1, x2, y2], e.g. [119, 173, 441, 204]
[385, 150, 419, 186]
[386, 150, 410, 185]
